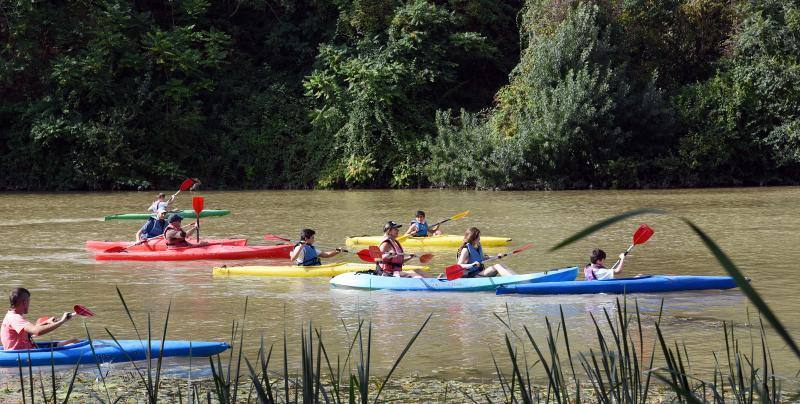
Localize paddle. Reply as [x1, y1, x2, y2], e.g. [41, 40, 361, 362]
[367, 245, 434, 264]
[103, 235, 165, 253]
[445, 243, 534, 281]
[398, 210, 470, 241]
[193, 196, 204, 243]
[611, 224, 654, 269]
[172, 178, 199, 198]
[36, 305, 96, 325]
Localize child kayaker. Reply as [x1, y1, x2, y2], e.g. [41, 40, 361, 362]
[289, 229, 342, 266]
[148, 192, 175, 214]
[163, 214, 205, 248]
[135, 208, 168, 241]
[1, 288, 80, 350]
[379, 221, 430, 278]
[404, 211, 442, 237]
[583, 248, 626, 280]
[456, 227, 517, 277]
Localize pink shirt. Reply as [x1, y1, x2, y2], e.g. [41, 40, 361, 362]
[1, 310, 35, 350]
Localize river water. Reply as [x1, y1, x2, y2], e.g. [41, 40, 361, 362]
[0, 188, 798, 381]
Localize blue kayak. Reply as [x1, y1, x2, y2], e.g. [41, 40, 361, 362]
[496, 275, 739, 295]
[0, 339, 229, 367]
[330, 267, 578, 291]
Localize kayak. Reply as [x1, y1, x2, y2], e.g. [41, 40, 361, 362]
[0, 339, 229, 367]
[212, 262, 429, 277]
[86, 238, 247, 251]
[345, 234, 511, 248]
[496, 275, 740, 295]
[330, 266, 578, 292]
[104, 209, 230, 221]
[94, 244, 292, 261]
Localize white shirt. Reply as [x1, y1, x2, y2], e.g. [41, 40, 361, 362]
[593, 266, 615, 280]
[148, 201, 169, 213]
[291, 244, 321, 265]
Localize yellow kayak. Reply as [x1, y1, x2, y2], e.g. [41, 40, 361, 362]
[212, 262, 430, 278]
[345, 234, 511, 248]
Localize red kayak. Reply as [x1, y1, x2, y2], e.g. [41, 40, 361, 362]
[93, 244, 292, 261]
[85, 238, 247, 252]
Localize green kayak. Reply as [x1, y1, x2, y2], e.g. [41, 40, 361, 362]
[103, 209, 230, 221]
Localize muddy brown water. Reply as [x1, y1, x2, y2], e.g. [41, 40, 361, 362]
[0, 188, 797, 380]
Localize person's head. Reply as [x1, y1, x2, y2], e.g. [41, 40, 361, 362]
[168, 213, 183, 226]
[415, 211, 426, 222]
[463, 227, 481, 245]
[9, 288, 30, 313]
[590, 249, 606, 265]
[383, 221, 402, 237]
[156, 192, 166, 201]
[156, 207, 167, 220]
[300, 229, 316, 244]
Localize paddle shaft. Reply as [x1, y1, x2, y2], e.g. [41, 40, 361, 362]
[611, 244, 635, 270]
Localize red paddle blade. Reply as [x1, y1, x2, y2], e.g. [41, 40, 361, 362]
[632, 224, 654, 245]
[179, 178, 196, 191]
[418, 253, 434, 264]
[368, 245, 382, 259]
[74, 304, 96, 317]
[192, 196, 204, 213]
[511, 243, 534, 254]
[36, 316, 51, 325]
[356, 249, 374, 262]
[445, 264, 464, 281]
[103, 246, 126, 253]
[263, 234, 292, 242]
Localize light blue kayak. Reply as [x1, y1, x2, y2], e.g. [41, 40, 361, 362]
[0, 339, 229, 367]
[496, 275, 740, 295]
[330, 267, 578, 292]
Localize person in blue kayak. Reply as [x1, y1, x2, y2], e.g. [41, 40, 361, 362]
[135, 207, 168, 242]
[456, 227, 517, 277]
[1, 288, 79, 351]
[584, 248, 626, 280]
[163, 214, 204, 248]
[289, 229, 342, 266]
[378, 221, 430, 277]
[404, 211, 442, 237]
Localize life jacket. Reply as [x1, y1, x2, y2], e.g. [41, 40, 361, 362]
[295, 243, 322, 266]
[411, 219, 429, 237]
[141, 218, 167, 239]
[377, 237, 404, 274]
[163, 224, 189, 247]
[584, 263, 604, 281]
[458, 242, 484, 277]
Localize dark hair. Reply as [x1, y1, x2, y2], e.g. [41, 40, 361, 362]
[416, 210, 425, 217]
[9, 288, 30, 307]
[299, 229, 316, 241]
[590, 249, 606, 264]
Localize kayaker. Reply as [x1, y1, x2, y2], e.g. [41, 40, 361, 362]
[163, 214, 204, 248]
[584, 248, 626, 280]
[148, 192, 175, 214]
[378, 221, 430, 278]
[135, 207, 168, 241]
[289, 229, 342, 266]
[1, 288, 79, 350]
[456, 227, 517, 277]
[404, 211, 442, 237]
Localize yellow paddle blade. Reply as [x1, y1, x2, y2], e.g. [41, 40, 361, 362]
[450, 210, 470, 221]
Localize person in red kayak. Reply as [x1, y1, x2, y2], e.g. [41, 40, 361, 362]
[1, 288, 79, 350]
[583, 248, 626, 280]
[135, 207, 168, 242]
[163, 214, 205, 248]
[289, 229, 342, 266]
[404, 210, 443, 237]
[378, 221, 430, 278]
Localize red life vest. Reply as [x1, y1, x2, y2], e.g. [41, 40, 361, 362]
[378, 237, 404, 273]
[163, 224, 189, 247]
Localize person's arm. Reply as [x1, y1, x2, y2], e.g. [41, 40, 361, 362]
[379, 241, 393, 260]
[613, 253, 626, 274]
[457, 248, 476, 269]
[404, 223, 417, 236]
[184, 222, 198, 237]
[318, 248, 341, 258]
[289, 245, 303, 262]
[23, 312, 72, 337]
